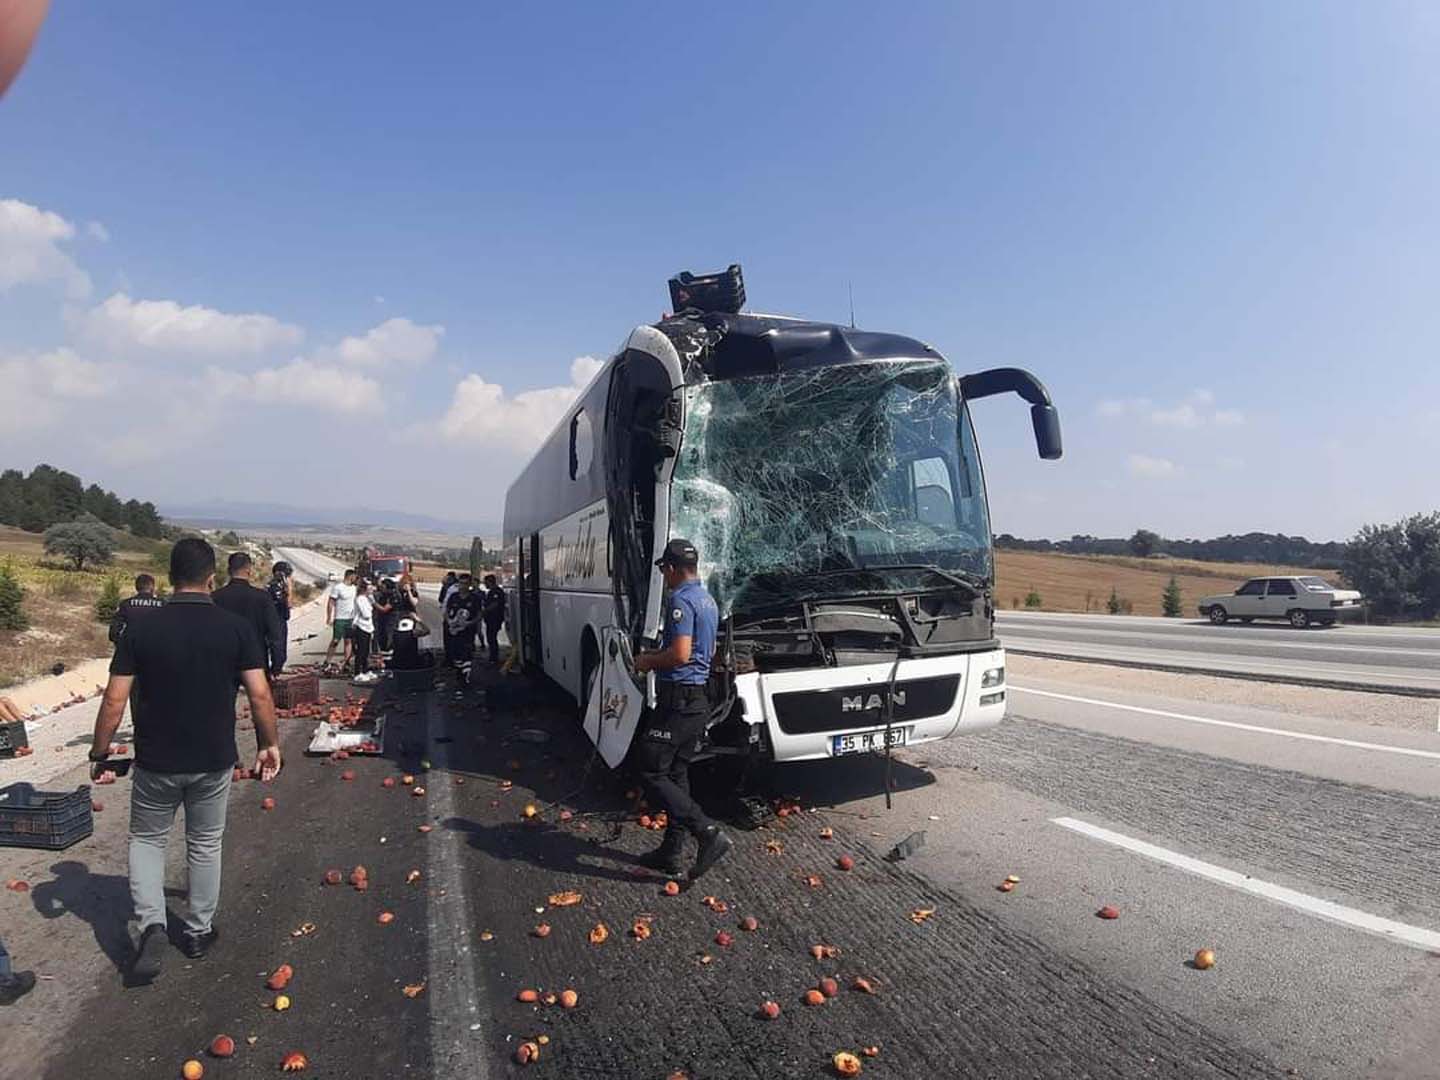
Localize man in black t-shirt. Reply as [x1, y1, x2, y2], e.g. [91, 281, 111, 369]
[214, 552, 286, 678]
[444, 576, 481, 668]
[89, 538, 282, 983]
[481, 574, 507, 664]
[108, 574, 166, 645]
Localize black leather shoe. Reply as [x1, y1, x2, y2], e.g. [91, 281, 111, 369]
[180, 925, 219, 960]
[0, 970, 36, 1005]
[131, 923, 168, 981]
[637, 838, 686, 875]
[688, 826, 733, 882]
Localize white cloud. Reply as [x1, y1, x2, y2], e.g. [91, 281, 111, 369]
[0, 347, 116, 431]
[206, 359, 381, 413]
[1126, 453, 1178, 479]
[76, 292, 304, 357]
[0, 198, 92, 298]
[434, 355, 602, 449]
[328, 316, 443, 368]
[86, 221, 110, 243]
[1099, 389, 1242, 430]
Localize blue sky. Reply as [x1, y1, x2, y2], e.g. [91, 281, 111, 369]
[2, 2, 1437, 540]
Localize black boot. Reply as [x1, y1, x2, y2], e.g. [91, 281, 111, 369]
[0, 971, 36, 1005]
[637, 827, 686, 874]
[688, 824, 733, 882]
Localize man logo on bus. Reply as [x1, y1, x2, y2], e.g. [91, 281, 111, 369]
[841, 690, 907, 713]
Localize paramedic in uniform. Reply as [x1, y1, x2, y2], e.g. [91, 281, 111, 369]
[632, 539, 733, 881]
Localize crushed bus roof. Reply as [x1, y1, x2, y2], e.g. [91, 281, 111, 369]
[654, 311, 938, 381]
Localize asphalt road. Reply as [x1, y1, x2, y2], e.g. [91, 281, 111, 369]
[997, 611, 1440, 695]
[7, 580, 1438, 1079]
[272, 546, 352, 586]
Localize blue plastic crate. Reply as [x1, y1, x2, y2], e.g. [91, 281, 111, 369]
[0, 782, 93, 850]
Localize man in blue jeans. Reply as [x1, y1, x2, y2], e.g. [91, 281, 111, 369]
[631, 539, 732, 882]
[88, 538, 282, 982]
[0, 935, 36, 1005]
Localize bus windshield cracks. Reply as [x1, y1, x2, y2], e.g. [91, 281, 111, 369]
[669, 359, 992, 618]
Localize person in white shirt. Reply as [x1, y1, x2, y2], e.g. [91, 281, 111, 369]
[323, 569, 359, 673]
[351, 579, 376, 680]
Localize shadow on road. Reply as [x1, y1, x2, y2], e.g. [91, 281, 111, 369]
[443, 816, 650, 885]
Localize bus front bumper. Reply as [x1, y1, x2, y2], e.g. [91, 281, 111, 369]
[735, 649, 1007, 764]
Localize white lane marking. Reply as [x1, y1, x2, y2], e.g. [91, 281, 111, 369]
[425, 686, 490, 1078]
[1051, 817, 1440, 952]
[1010, 685, 1440, 761]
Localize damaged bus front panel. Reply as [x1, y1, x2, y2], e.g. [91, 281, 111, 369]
[504, 291, 1059, 769]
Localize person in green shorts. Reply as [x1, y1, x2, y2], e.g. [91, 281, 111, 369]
[323, 570, 359, 673]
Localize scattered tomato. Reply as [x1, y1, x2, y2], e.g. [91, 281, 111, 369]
[715, 930, 734, 947]
[382, 777, 395, 789]
[532, 923, 551, 938]
[339, 770, 355, 782]
[819, 976, 839, 998]
[998, 881, 1015, 893]
[852, 976, 876, 994]
[631, 920, 653, 940]
[663, 880, 681, 896]
[739, 916, 759, 932]
[836, 854, 855, 871]
[1193, 948, 1216, 970]
[760, 1000, 781, 1020]
[280, 1051, 308, 1071]
[517, 988, 539, 1003]
[1097, 906, 1120, 920]
[588, 922, 609, 944]
[401, 774, 415, 785]
[862, 1046, 880, 1058]
[803, 989, 826, 1006]
[833, 1051, 863, 1076]
[377, 911, 395, 925]
[208, 1035, 235, 1058]
[182, 1060, 204, 1079]
[559, 988, 578, 1009]
[266, 964, 293, 991]
[515, 1041, 540, 1065]
[261, 797, 275, 811]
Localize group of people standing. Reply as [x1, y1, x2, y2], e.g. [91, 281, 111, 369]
[440, 571, 507, 669]
[322, 569, 421, 680]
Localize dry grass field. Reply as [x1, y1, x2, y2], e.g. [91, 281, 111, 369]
[0, 525, 161, 687]
[994, 550, 1324, 617]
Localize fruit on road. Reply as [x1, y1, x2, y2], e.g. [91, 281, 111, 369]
[532, 923, 551, 938]
[182, 1060, 204, 1079]
[377, 911, 395, 925]
[739, 916, 759, 932]
[267, 964, 293, 991]
[92, 800, 104, 812]
[559, 988, 579, 1009]
[515, 1041, 541, 1065]
[862, 1046, 880, 1057]
[517, 989, 539, 1003]
[818, 827, 834, 839]
[998, 881, 1015, 893]
[402, 774, 415, 785]
[523, 803, 539, 819]
[382, 777, 395, 788]
[819, 977, 840, 998]
[811, 944, 840, 960]
[836, 854, 855, 871]
[663, 881, 681, 896]
[1005, 874, 1021, 884]
[803, 989, 826, 1006]
[273, 995, 291, 1011]
[548, 890, 583, 907]
[760, 1001, 781, 1020]
[631, 920, 653, 940]
[1097, 906, 1120, 920]
[588, 922, 609, 944]
[1194, 948, 1217, 970]
[405, 869, 422, 884]
[417, 824, 433, 833]
[323, 869, 342, 886]
[208, 1034, 235, 1058]
[339, 770, 355, 782]
[714, 931, 734, 947]
[852, 976, 876, 994]
[543, 991, 558, 1005]
[411, 786, 426, 797]
[803, 874, 823, 888]
[833, 1051, 863, 1076]
[261, 797, 275, 811]
[280, 1051, 308, 1071]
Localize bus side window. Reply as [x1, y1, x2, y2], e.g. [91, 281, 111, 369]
[570, 410, 593, 480]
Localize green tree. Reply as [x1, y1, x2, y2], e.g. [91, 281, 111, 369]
[0, 560, 27, 631]
[1343, 511, 1440, 619]
[1024, 588, 1042, 609]
[43, 521, 116, 572]
[1106, 586, 1123, 615]
[1129, 528, 1164, 558]
[1162, 575, 1183, 617]
[95, 575, 122, 623]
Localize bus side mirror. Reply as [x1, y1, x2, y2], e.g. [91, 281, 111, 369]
[1031, 404, 1062, 460]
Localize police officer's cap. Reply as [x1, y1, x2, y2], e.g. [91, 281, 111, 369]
[655, 538, 699, 568]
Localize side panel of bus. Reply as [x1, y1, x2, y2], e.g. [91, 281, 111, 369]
[536, 498, 612, 700]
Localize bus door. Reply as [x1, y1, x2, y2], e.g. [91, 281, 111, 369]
[583, 627, 646, 768]
[518, 533, 543, 666]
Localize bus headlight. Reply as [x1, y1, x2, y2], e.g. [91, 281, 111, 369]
[980, 666, 1005, 689]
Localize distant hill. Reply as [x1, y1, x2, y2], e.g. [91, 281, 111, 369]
[994, 531, 1345, 569]
[162, 500, 498, 539]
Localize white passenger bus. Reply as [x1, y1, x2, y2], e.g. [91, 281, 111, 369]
[502, 267, 1061, 769]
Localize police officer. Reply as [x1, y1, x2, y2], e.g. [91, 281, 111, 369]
[632, 538, 732, 881]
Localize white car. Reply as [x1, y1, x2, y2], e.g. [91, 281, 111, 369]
[1198, 576, 1364, 628]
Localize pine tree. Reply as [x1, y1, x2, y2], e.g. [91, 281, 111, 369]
[1162, 575, 1183, 618]
[0, 560, 28, 631]
[95, 575, 122, 624]
[1106, 586, 1122, 615]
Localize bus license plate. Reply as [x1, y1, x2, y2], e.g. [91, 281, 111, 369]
[831, 728, 908, 756]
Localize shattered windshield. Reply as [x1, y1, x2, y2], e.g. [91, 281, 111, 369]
[669, 359, 991, 617]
